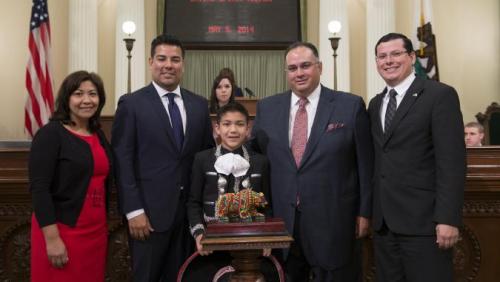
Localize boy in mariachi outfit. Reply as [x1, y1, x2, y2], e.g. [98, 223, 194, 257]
[187, 102, 271, 257]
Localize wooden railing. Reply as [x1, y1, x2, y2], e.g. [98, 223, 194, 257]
[0, 144, 498, 281]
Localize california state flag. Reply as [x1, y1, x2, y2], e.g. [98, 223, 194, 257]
[413, 0, 440, 81]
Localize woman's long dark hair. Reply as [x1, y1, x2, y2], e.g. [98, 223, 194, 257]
[51, 70, 106, 132]
[209, 73, 236, 114]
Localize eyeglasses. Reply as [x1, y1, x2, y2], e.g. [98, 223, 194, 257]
[375, 50, 408, 61]
[285, 61, 319, 73]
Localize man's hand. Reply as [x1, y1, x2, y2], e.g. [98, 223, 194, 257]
[128, 213, 154, 240]
[262, 248, 271, 257]
[356, 216, 370, 238]
[436, 224, 459, 249]
[195, 234, 212, 256]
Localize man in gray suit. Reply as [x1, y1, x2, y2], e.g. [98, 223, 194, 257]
[252, 42, 373, 281]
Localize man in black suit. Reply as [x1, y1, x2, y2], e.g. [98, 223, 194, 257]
[112, 35, 214, 281]
[252, 42, 373, 281]
[368, 33, 466, 282]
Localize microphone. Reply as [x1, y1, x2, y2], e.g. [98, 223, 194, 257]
[244, 87, 255, 97]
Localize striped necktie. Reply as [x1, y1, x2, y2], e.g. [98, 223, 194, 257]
[384, 89, 398, 133]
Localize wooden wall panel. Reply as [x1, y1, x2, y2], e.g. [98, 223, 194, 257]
[0, 143, 498, 281]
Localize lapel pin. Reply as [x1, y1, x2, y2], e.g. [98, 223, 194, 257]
[412, 93, 418, 97]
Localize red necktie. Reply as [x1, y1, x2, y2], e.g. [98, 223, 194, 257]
[291, 98, 308, 167]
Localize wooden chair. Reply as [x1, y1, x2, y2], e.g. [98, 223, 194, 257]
[476, 102, 500, 145]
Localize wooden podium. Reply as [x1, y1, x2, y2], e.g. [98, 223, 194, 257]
[234, 97, 258, 116]
[201, 219, 293, 282]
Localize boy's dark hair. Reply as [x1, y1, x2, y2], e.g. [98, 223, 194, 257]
[51, 70, 106, 132]
[216, 102, 249, 124]
[150, 34, 185, 58]
[375, 33, 414, 55]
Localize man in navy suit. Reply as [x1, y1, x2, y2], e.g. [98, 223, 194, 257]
[368, 33, 466, 281]
[251, 42, 373, 281]
[112, 34, 214, 281]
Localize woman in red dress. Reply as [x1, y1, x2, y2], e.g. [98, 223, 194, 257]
[29, 71, 112, 282]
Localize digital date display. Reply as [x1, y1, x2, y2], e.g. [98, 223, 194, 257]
[164, 0, 301, 48]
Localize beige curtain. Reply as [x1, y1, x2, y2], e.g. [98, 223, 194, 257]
[182, 50, 286, 99]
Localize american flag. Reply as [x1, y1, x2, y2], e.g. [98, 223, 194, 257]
[25, 0, 54, 138]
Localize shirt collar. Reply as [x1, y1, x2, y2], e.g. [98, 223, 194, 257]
[152, 81, 182, 99]
[291, 83, 321, 106]
[386, 73, 415, 98]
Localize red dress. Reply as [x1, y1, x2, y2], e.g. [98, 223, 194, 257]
[31, 132, 109, 282]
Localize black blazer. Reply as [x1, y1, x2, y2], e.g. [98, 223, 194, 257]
[186, 146, 270, 236]
[112, 84, 214, 232]
[252, 85, 373, 270]
[368, 76, 466, 235]
[29, 121, 113, 228]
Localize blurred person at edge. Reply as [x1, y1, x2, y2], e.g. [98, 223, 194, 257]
[464, 121, 484, 147]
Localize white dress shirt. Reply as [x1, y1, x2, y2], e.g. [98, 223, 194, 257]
[152, 81, 187, 134]
[380, 74, 416, 132]
[289, 83, 321, 146]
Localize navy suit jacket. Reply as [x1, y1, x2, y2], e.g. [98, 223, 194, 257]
[368, 76, 466, 235]
[251, 85, 373, 270]
[112, 84, 214, 232]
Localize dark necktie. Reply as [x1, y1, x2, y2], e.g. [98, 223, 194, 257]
[166, 93, 184, 149]
[291, 97, 308, 167]
[384, 89, 398, 133]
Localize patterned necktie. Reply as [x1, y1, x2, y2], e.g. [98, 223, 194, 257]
[384, 89, 398, 133]
[166, 93, 184, 149]
[291, 98, 308, 167]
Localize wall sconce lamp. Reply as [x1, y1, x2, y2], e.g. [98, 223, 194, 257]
[328, 20, 342, 91]
[122, 21, 136, 94]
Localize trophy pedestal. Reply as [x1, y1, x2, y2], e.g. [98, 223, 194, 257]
[201, 218, 293, 282]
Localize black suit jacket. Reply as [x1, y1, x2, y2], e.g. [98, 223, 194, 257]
[186, 146, 270, 236]
[368, 76, 466, 235]
[112, 84, 214, 232]
[252, 85, 373, 270]
[29, 121, 113, 227]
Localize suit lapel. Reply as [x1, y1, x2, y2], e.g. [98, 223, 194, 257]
[145, 84, 179, 151]
[300, 86, 336, 168]
[278, 92, 296, 167]
[373, 89, 385, 136]
[181, 89, 193, 155]
[383, 77, 425, 146]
